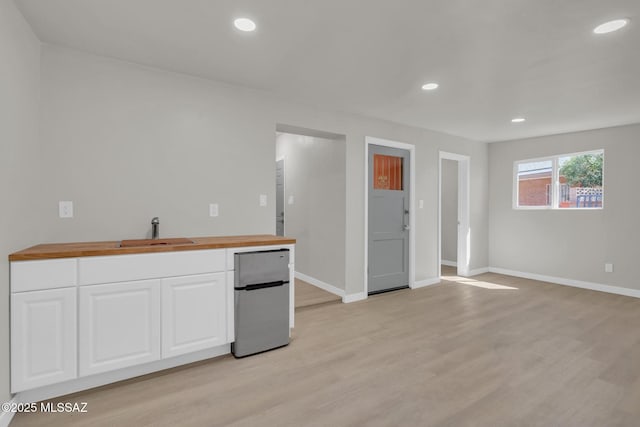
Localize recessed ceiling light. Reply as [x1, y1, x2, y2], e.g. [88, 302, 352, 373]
[421, 83, 439, 91]
[234, 18, 256, 32]
[593, 18, 629, 34]
[511, 117, 526, 123]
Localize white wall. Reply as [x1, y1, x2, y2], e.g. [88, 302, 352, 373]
[0, 0, 42, 404]
[39, 47, 278, 241]
[36, 45, 489, 298]
[489, 124, 640, 290]
[441, 159, 458, 263]
[276, 133, 346, 289]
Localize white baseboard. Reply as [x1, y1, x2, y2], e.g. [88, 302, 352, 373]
[468, 267, 490, 276]
[489, 267, 640, 299]
[343, 292, 367, 303]
[412, 277, 441, 289]
[440, 264, 489, 277]
[295, 272, 345, 298]
[0, 398, 16, 427]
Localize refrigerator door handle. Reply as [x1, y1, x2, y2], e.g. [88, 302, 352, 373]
[245, 281, 286, 291]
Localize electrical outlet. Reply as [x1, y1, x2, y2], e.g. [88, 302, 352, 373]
[260, 194, 267, 207]
[605, 263, 614, 273]
[59, 201, 73, 218]
[209, 203, 219, 217]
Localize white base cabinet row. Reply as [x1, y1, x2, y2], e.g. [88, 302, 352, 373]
[10, 244, 295, 396]
[11, 272, 228, 392]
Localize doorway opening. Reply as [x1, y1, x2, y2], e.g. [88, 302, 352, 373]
[438, 151, 471, 278]
[275, 124, 347, 306]
[441, 158, 458, 277]
[275, 157, 285, 236]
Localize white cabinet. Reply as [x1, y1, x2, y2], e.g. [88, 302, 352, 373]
[161, 273, 227, 358]
[79, 280, 161, 377]
[10, 242, 293, 395]
[11, 287, 77, 392]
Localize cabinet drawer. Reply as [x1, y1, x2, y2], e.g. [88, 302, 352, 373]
[78, 249, 226, 285]
[11, 259, 78, 292]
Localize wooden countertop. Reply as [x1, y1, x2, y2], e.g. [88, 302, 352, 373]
[9, 235, 296, 261]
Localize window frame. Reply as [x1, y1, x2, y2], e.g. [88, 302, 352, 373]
[513, 149, 604, 210]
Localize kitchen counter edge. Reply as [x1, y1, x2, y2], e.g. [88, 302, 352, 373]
[9, 235, 296, 261]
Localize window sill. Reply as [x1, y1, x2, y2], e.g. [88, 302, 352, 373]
[514, 207, 604, 211]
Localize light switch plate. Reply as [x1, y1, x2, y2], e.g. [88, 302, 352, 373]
[209, 203, 219, 217]
[259, 194, 267, 207]
[288, 195, 294, 205]
[59, 201, 73, 218]
[419, 199, 424, 209]
[605, 263, 614, 273]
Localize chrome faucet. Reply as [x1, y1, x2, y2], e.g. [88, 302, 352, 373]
[151, 217, 160, 239]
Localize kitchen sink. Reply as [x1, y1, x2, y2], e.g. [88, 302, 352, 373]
[119, 237, 194, 248]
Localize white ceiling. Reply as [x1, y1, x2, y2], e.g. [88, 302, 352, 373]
[15, 0, 640, 142]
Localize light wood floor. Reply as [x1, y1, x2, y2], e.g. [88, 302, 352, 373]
[12, 270, 640, 426]
[295, 278, 342, 309]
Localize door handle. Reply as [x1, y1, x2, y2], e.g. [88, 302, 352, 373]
[244, 281, 286, 291]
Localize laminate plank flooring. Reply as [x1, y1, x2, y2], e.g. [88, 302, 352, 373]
[11, 270, 640, 427]
[295, 278, 342, 309]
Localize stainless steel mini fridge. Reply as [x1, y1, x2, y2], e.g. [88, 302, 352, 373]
[232, 249, 290, 358]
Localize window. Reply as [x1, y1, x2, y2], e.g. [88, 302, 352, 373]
[373, 154, 403, 190]
[514, 150, 604, 209]
[516, 160, 552, 207]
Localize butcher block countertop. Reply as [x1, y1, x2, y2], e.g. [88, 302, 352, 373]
[9, 235, 296, 261]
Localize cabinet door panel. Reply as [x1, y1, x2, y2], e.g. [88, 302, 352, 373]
[162, 273, 227, 358]
[11, 287, 77, 392]
[79, 280, 161, 376]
